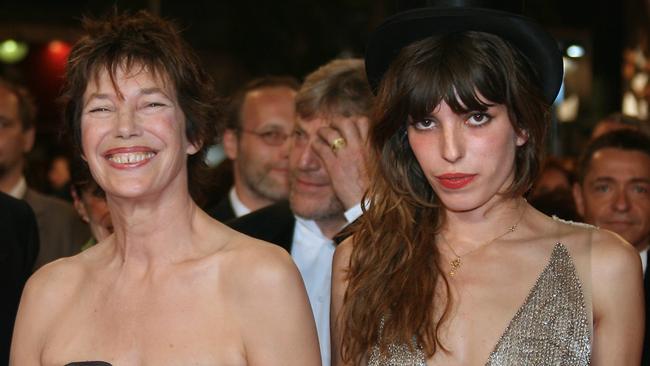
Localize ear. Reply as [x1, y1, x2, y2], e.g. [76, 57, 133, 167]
[186, 140, 202, 155]
[515, 129, 528, 147]
[71, 189, 90, 223]
[22, 127, 35, 153]
[222, 128, 238, 160]
[572, 182, 586, 218]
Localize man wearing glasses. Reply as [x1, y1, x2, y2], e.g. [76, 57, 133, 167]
[208, 76, 299, 221]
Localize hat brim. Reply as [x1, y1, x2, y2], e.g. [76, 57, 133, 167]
[365, 7, 564, 103]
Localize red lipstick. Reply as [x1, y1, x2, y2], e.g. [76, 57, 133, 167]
[436, 173, 476, 189]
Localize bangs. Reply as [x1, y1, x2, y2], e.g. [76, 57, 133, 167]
[394, 32, 511, 122]
[85, 52, 169, 99]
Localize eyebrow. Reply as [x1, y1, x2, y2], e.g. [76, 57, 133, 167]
[590, 176, 650, 185]
[629, 177, 650, 185]
[84, 87, 170, 107]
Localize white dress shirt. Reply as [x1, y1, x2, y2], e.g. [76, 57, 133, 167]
[7, 176, 27, 199]
[291, 204, 362, 366]
[228, 187, 252, 218]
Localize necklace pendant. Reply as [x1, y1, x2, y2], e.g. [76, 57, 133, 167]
[449, 257, 461, 277]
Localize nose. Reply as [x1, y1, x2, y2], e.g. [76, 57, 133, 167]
[612, 188, 630, 212]
[440, 123, 464, 163]
[279, 135, 291, 158]
[115, 108, 140, 139]
[294, 140, 320, 171]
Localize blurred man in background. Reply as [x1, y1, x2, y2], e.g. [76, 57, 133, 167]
[0, 78, 88, 268]
[207, 76, 299, 221]
[573, 129, 650, 364]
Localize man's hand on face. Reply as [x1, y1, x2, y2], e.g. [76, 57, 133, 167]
[312, 115, 370, 210]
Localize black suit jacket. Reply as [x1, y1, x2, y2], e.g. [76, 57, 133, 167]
[0, 192, 39, 363]
[226, 200, 354, 253]
[226, 201, 295, 253]
[206, 196, 237, 223]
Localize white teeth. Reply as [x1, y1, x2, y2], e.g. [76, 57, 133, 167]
[108, 152, 155, 164]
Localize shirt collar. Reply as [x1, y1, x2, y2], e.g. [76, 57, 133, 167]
[229, 187, 252, 218]
[7, 176, 27, 199]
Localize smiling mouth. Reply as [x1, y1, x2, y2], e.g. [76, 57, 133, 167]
[106, 151, 156, 164]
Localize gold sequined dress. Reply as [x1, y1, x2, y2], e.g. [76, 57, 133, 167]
[367, 242, 592, 366]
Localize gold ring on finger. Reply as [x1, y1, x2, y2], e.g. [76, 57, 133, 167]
[331, 137, 347, 152]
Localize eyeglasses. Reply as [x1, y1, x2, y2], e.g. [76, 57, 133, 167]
[240, 129, 291, 146]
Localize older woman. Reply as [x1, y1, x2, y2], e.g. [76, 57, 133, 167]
[11, 11, 320, 366]
[331, 1, 643, 365]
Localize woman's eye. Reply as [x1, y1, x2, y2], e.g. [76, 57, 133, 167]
[467, 113, 491, 126]
[412, 118, 436, 130]
[88, 107, 111, 113]
[145, 102, 166, 108]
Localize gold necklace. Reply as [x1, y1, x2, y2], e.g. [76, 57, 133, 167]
[441, 203, 527, 277]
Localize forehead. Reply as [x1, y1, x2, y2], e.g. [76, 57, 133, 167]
[587, 148, 650, 180]
[295, 114, 335, 133]
[241, 86, 296, 128]
[83, 64, 174, 101]
[245, 86, 296, 105]
[0, 85, 19, 117]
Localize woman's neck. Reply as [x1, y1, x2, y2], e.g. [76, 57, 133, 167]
[441, 196, 527, 248]
[107, 185, 202, 267]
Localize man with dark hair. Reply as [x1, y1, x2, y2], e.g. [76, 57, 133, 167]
[572, 129, 650, 364]
[229, 58, 373, 365]
[0, 191, 38, 364]
[0, 78, 88, 268]
[590, 112, 648, 140]
[207, 76, 299, 221]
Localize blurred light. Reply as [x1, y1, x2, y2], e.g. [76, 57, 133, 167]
[48, 40, 67, 55]
[205, 144, 226, 167]
[566, 44, 585, 58]
[0, 39, 29, 64]
[47, 40, 71, 61]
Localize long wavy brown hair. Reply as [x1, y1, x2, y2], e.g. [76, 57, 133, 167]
[339, 31, 551, 364]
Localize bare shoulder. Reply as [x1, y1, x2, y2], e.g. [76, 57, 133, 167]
[590, 228, 641, 280]
[540, 215, 639, 275]
[15, 252, 91, 341]
[220, 229, 301, 293]
[25, 254, 88, 302]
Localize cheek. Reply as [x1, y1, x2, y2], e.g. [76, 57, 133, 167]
[80, 123, 99, 159]
[407, 134, 435, 168]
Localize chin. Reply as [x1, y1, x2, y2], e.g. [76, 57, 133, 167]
[437, 194, 482, 213]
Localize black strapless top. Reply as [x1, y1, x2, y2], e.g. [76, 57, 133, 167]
[65, 362, 112, 366]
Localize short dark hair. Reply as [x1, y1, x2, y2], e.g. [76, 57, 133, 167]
[576, 129, 650, 184]
[0, 77, 37, 130]
[295, 58, 374, 119]
[60, 10, 221, 203]
[226, 75, 300, 131]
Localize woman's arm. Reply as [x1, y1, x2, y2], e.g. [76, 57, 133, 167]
[238, 244, 321, 366]
[591, 230, 644, 365]
[331, 238, 354, 366]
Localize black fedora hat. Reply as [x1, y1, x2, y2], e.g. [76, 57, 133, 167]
[365, 0, 564, 103]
